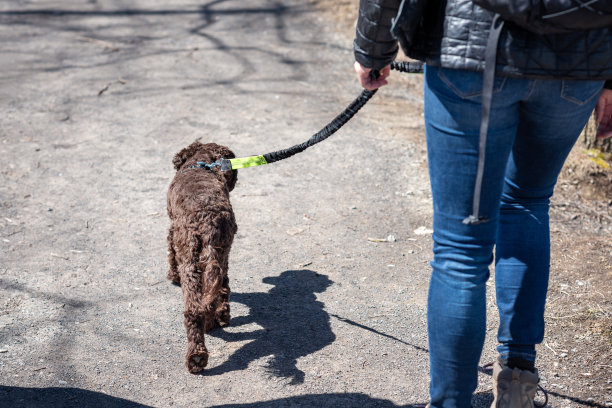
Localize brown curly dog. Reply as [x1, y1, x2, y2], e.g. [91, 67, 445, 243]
[166, 141, 238, 373]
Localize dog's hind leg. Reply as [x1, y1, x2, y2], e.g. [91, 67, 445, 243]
[200, 245, 228, 332]
[214, 274, 231, 328]
[183, 310, 208, 373]
[180, 232, 209, 373]
[181, 265, 209, 372]
[214, 245, 233, 328]
[206, 225, 234, 331]
[204, 274, 230, 332]
[166, 225, 180, 284]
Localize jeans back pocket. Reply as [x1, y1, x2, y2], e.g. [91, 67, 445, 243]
[561, 80, 604, 105]
[437, 66, 507, 99]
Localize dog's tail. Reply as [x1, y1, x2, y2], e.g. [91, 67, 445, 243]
[199, 242, 225, 308]
[181, 229, 225, 315]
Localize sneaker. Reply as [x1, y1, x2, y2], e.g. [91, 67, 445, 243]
[491, 359, 540, 408]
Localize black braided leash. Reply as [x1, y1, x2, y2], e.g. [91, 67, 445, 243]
[206, 61, 424, 172]
[262, 61, 424, 165]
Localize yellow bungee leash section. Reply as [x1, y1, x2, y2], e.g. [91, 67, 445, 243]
[220, 155, 268, 171]
[196, 61, 425, 172]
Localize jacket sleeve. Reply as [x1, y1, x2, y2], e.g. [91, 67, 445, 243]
[354, 0, 402, 70]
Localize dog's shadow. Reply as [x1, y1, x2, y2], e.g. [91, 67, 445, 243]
[204, 269, 335, 384]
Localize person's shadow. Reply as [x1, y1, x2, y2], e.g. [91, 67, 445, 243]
[204, 269, 335, 384]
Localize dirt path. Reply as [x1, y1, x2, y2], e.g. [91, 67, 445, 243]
[1, 1, 610, 407]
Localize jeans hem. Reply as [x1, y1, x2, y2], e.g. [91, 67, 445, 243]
[497, 350, 536, 363]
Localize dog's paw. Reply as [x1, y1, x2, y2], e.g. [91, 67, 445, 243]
[204, 311, 230, 332]
[216, 309, 231, 328]
[204, 317, 221, 332]
[186, 344, 209, 373]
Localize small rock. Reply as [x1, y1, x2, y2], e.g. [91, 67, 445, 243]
[58, 380, 67, 385]
[0, 349, 8, 353]
[414, 226, 433, 235]
[368, 235, 396, 243]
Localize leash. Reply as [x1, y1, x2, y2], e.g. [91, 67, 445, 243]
[198, 61, 424, 172]
[197, 57, 491, 228]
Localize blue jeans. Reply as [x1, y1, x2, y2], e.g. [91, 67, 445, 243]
[424, 65, 603, 408]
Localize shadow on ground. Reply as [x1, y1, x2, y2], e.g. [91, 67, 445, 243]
[0, 0, 311, 89]
[204, 270, 334, 384]
[0, 386, 153, 408]
[210, 393, 427, 407]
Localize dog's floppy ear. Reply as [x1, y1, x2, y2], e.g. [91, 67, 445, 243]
[224, 167, 238, 192]
[172, 142, 202, 170]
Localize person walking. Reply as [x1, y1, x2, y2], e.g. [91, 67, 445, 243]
[353, 1, 612, 407]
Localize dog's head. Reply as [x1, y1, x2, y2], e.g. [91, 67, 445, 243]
[173, 141, 238, 191]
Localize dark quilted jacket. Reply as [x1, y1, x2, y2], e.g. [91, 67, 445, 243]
[354, 0, 612, 82]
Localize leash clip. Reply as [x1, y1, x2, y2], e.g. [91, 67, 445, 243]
[195, 160, 221, 170]
[219, 158, 232, 171]
[193, 158, 233, 171]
